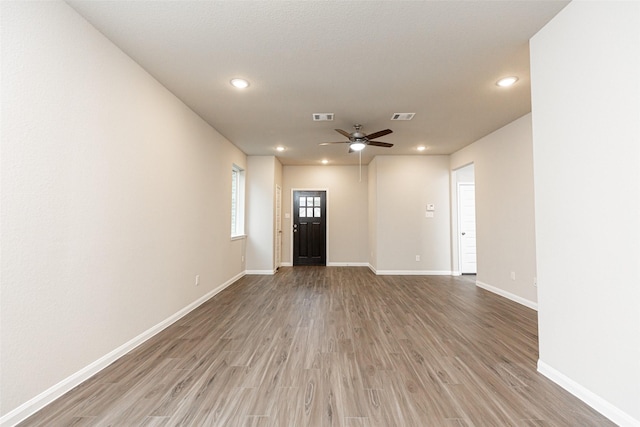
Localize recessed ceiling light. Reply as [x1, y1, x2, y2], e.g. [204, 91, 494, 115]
[417, 146, 426, 151]
[276, 146, 285, 152]
[321, 159, 329, 164]
[230, 78, 250, 89]
[496, 76, 518, 87]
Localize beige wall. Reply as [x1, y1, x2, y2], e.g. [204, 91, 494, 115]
[451, 114, 537, 307]
[531, 1, 640, 424]
[0, 2, 246, 419]
[282, 166, 368, 265]
[373, 156, 452, 273]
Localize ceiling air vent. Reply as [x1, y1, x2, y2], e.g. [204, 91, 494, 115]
[391, 113, 415, 121]
[312, 113, 334, 121]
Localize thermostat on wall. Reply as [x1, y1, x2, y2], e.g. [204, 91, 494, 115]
[426, 204, 435, 211]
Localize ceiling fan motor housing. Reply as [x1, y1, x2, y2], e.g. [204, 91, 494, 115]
[352, 124, 365, 139]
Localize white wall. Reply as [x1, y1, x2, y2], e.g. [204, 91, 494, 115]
[368, 158, 378, 269]
[530, 1, 640, 424]
[246, 156, 281, 273]
[451, 114, 538, 308]
[0, 2, 246, 420]
[274, 159, 283, 267]
[373, 156, 451, 274]
[282, 166, 368, 265]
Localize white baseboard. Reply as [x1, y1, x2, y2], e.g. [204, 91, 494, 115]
[452, 270, 462, 276]
[367, 264, 451, 276]
[326, 262, 369, 267]
[537, 360, 640, 427]
[245, 269, 276, 275]
[374, 269, 453, 276]
[475, 280, 538, 311]
[0, 271, 245, 427]
[272, 262, 368, 268]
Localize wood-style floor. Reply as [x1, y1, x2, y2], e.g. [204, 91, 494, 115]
[19, 267, 613, 426]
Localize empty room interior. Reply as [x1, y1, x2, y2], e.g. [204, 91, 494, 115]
[1, 1, 639, 426]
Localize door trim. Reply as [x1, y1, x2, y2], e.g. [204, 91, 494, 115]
[290, 188, 329, 266]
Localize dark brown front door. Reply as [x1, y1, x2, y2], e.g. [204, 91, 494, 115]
[293, 191, 326, 266]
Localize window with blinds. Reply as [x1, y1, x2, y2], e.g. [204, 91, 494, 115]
[231, 164, 245, 238]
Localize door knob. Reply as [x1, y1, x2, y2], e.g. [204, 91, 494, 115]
[461, 232, 466, 235]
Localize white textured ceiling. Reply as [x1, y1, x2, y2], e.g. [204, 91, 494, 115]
[67, 0, 569, 165]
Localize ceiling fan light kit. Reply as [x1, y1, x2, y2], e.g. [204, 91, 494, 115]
[349, 141, 366, 151]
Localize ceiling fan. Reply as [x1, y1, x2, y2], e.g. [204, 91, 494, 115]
[320, 124, 393, 152]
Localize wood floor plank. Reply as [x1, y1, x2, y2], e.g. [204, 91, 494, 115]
[18, 267, 616, 426]
[269, 387, 302, 427]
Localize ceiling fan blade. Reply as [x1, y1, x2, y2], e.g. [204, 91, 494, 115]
[365, 129, 393, 140]
[319, 141, 349, 145]
[367, 141, 394, 148]
[335, 129, 352, 138]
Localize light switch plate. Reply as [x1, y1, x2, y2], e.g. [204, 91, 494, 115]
[427, 204, 435, 211]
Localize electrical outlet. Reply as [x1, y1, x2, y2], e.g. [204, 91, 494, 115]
[241, 255, 245, 262]
[195, 275, 200, 286]
[510, 271, 516, 280]
[416, 255, 420, 262]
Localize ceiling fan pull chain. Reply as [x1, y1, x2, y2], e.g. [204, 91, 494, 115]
[359, 150, 362, 182]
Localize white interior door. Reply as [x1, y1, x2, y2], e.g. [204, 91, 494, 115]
[458, 183, 477, 274]
[275, 185, 282, 269]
